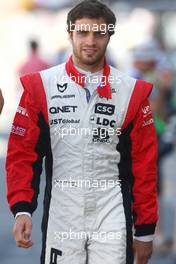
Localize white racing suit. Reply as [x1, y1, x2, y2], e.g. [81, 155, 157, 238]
[6, 57, 158, 264]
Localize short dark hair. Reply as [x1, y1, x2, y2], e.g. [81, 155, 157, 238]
[67, 0, 116, 36]
[29, 40, 38, 51]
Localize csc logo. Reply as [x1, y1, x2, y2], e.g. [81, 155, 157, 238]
[95, 103, 115, 116]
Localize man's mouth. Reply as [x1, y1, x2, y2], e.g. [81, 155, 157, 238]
[82, 48, 98, 55]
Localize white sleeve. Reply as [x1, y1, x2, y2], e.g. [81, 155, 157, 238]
[15, 212, 32, 219]
[134, 235, 154, 242]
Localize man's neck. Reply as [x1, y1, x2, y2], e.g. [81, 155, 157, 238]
[72, 55, 104, 73]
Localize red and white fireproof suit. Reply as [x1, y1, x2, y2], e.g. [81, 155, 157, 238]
[6, 57, 158, 264]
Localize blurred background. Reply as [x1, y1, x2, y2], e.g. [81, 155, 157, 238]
[0, 0, 176, 263]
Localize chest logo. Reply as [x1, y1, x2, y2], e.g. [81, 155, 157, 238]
[57, 83, 68, 93]
[95, 103, 115, 116]
[49, 106, 77, 114]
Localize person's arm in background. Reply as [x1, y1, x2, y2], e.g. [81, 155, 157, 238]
[6, 74, 48, 248]
[131, 99, 158, 264]
[0, 89, 4, 113]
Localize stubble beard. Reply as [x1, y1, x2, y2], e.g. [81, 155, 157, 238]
[73, 45, 107, 66]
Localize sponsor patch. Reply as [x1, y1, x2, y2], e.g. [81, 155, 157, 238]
[57, 83, 68, 93]
[95, 103, 115, 116]
[50, 248, 62, 264]
[49, 106, 77, 114]
[142, 105, 152, 117]
[51, 94, 75, 100]
[96, 117, 116, 128]
[89, 115, 116, 128]
[142, 118, 154, 127]
[11, 125, 26, 136]
[50, 118, 80, 125]
[92, 127, 111, 143]
[17, 106, 28, 117]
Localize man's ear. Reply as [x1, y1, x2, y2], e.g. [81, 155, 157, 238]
[68, 32, 73, 43]
[107, 34, 111, 42]
[106, 35, 111, 46]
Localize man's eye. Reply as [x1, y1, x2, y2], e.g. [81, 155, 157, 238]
[77, 31, 87, 35]
[95, 31, 106, 36]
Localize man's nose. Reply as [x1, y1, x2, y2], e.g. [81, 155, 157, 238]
[85, 32, 96, 45]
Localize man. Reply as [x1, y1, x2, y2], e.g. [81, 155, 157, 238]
[6, 1, 158, 264]
[0, 89, 4, 114]
[18, 39, 50, 76]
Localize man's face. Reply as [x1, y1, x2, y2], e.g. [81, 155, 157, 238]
[69, 17, 110, 66]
